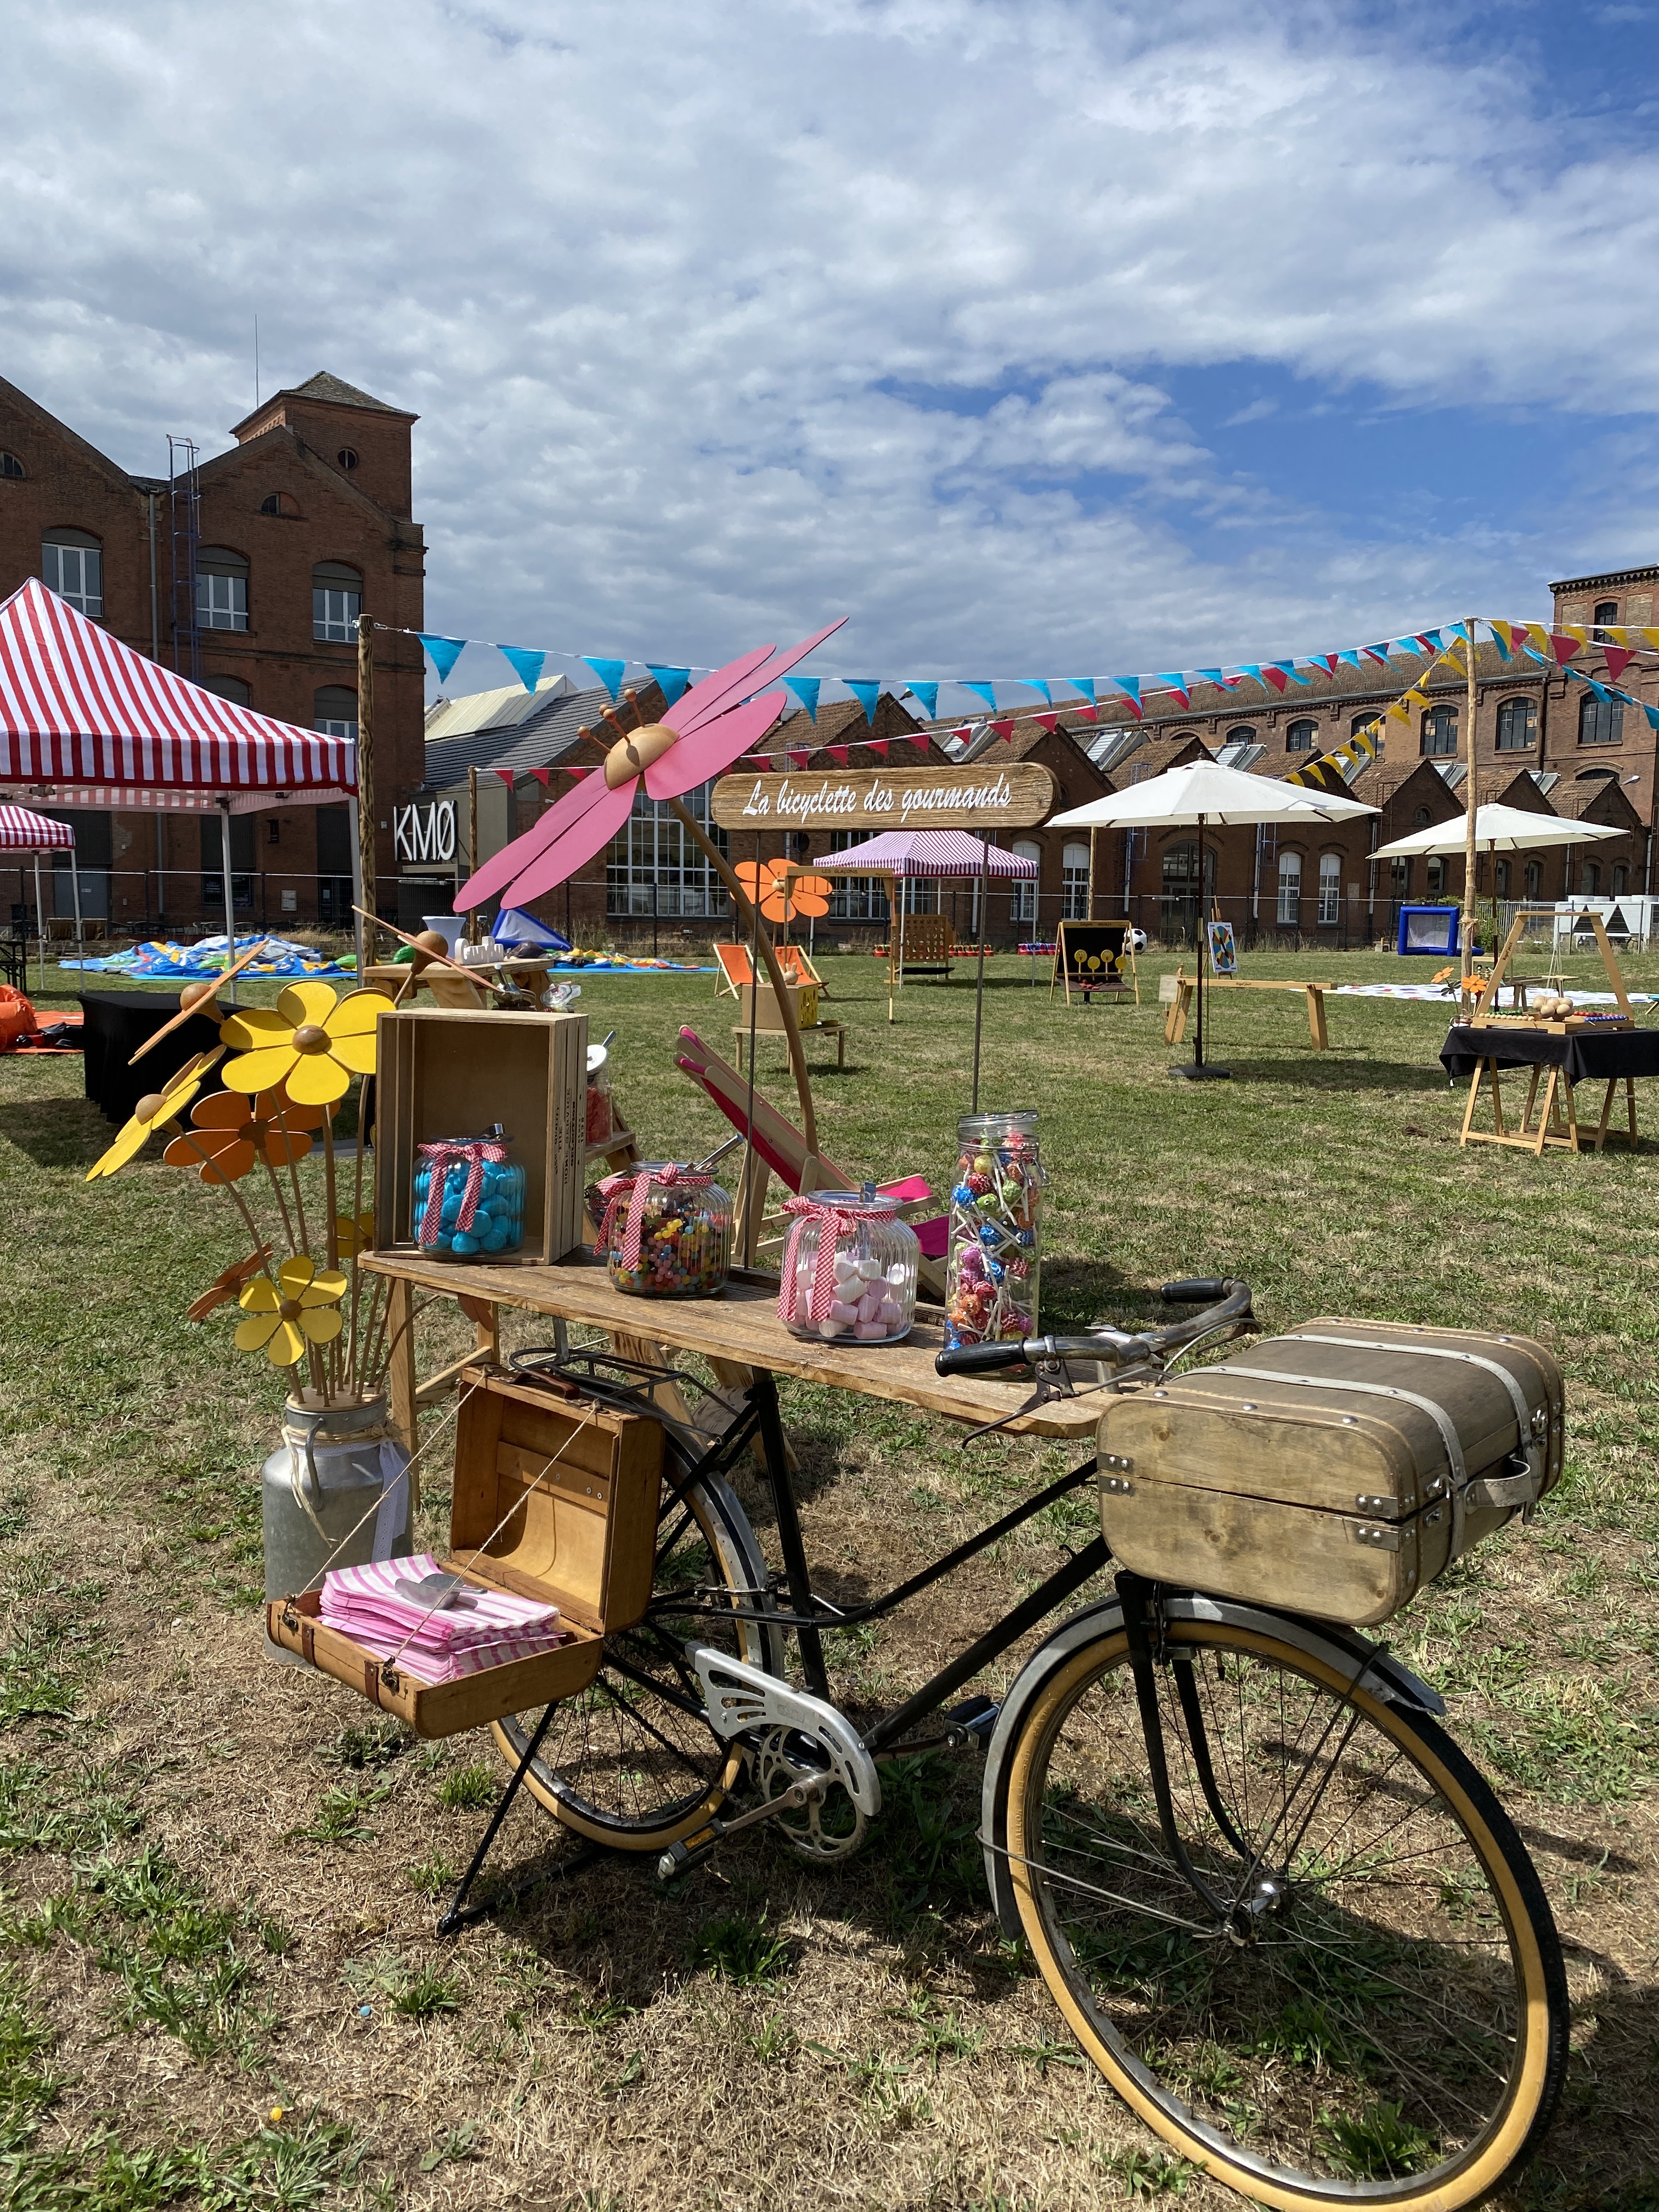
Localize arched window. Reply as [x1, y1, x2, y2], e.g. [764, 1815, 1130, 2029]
[1351, 712, 1379, 736]
[1224, 724, 1256, 744]
[1495, 859, 1511, 900]
[1578, 692, 1623, 746]
[196, 547, 249, 631]
[1061, 841, 1091, 920]
[1277, 849, 1301, 924]
[1613, 864, 1628, 896]
[1593, 599, 1618, 640]
[1580, 860, 1601, 895]
[1010, 838, 1040, 926]
[0, 452, 24, 479]
[1420, 705, 1458, 757]
[1426, 854, 1446, 898]
[1523, 860, 1542, 900]
[1496, 697, 1536, 751]
[314, 685, 358, 740]
[1412, 807, 1430, 827]
[313, 561, 362, 642]
[1285, 718, 1318, 753]
[259, 491, 300, 517]
[1317, 852, 1341, 924]
[41, 528, 102, 617]
[198, 674, 250, 706]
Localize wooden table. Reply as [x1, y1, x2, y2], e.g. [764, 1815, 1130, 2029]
[1164, 972, 1332, 1051]
[362, 1248, 1102, 1454]
[1440, 1022, 1659, 1155]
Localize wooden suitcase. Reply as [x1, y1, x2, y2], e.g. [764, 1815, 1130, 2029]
[1097, 1319, 1564, 1626]
[268, 1368, 662, 1736]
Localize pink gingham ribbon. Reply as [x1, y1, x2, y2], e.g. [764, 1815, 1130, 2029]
[416, 1138, 506, 1248]
[597, 1163, 710, 1271]
[778, 1195, 892, 1326]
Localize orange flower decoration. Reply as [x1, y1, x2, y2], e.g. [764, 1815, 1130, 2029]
[186, 1244, 273, 1322]
[734, 860, 833, 923]
[163, 1087, 327, 1185]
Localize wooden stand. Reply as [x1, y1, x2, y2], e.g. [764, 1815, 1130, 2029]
[1161, 968, 1330, 1050]
[1468, 907, 1634, 1033]
[1050, 920, 1139, 1007]
[1458, 1056, 1638, 1156]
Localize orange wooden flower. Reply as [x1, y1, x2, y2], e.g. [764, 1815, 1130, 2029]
[734, 860, 834, 923]
[186, 1244, 273, 1322]
[163, 1086, 326, 1184]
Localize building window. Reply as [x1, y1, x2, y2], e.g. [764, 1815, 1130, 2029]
[1277, 850, 1301, 924]
[1580, 861, 1601, 895]
[1578, 692, 1623, 746]
[1351, 712, 1380, 736]
[314, 685, 359, 741]
[1317, 853, 1340, 924]
[1390, 857, 1413, 901]
[1412, 807, 1430, 828]
[259, 492, 298, 517]
[827, 832, 881, 922]
[1286, 718, 1318, 753]
[1613, 864, 1628, 896]
[336, 448, 359, 471]
[1, 452, 24, 480]
[196, 547, 249, 631]
[1593, 599, 1618, 640]
[1426, 857, 1446, 898]
[1524, 860, 1542, 900]
[1011, 839, 1041, 927]
[41, 530, 102, 617]
[1421, 705, 1458, 757]
[1496, 859, 1511, 899]
[198, 674, 250, 706]
[1496, 697, 1536, 751]
[199, 812, 256, 911]
[313, 561, 362, 642]
[607, 781, 730, 918]
[1061, 841, 1090, 920]
[1224, 725, 1256, 744]
[1160, 840, 1213, 942]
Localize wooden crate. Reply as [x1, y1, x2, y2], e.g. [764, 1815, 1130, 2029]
[1097, 1321, 1563, 1627]
[267, 1367, 663, 1737]
[374, 1007, 587, 1266]
[738, 978, 820, 1031]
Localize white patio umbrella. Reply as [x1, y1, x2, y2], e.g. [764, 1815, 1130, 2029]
[1372, 803, 1623, 859]
[1049, 761, 1378, 1079]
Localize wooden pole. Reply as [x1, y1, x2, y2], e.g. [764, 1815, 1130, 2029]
[466, 765, 482, 946]
[1463, 617, 1479, 980]
[356, 614, 377, 970]
[970, 833, 990, 1112]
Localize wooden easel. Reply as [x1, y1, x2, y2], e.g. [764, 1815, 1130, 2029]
[1051, 919, 1139, 1007]
[1468, 907, 1633, 1031]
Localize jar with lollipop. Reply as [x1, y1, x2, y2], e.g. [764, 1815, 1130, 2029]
[944, 1110, 1043, 1349]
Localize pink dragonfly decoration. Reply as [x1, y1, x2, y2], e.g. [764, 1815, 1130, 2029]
[455, 620, 846, 912]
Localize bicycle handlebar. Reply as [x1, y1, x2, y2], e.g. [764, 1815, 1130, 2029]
[934, 1278, 1254, 1380]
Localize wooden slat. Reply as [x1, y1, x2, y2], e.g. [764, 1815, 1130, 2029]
[362, 1250, 1101, 1437]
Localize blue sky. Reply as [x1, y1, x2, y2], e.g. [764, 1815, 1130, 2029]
[5, 0, 1659, 695]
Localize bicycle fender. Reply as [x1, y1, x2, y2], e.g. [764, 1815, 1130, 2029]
[979, 1595, 1445, 1941]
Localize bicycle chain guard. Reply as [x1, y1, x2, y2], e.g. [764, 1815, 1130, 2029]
[686, 1645, 882, 1820]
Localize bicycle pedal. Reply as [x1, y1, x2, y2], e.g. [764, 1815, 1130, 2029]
[944, 1694, 1000, 1745]
[656, 1832, 720, 1883]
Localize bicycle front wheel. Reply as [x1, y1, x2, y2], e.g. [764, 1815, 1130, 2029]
[1004, 1616, 1567, 2211]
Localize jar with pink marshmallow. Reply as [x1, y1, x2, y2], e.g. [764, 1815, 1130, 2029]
[777, 1189, 919, 1345]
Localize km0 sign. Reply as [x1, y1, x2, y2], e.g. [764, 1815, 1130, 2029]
[709, 761, 1054, 833]
[393, 799, 458, 865]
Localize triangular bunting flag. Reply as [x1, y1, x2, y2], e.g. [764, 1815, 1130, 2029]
[1644, 629, 1659, 652]
[905, 682, 939, 720]
[583, 657, 626, 699]
[417, 633, 467, 685]
[1034, 712, 1058, 733]
[1413, 633, 1437, 656]
[1488, 626, 1512, 662]
[1073, 703, 1100, 723]
[1154, 674, 1192, 708]
[1387, 699, 1412, 723]
[1523, 623, 1552, 653]
[1261, 667, 1289, 693]
[844, 679, 883, 726]
[1235, 664, 1265, 689]
[1110, 675, 1141, 706]
[1644, 704, 1659, 733]
[827, 746, 851, 765]
[1276, 661, 1311, 686]
[645, 664, 692, 709]
[1560, 624, 1588, 645]
[529, 768, 553, 787]
[1361, 645, 1391, 665]
[497, 645, 545, 692]
[1066, 679, 1097, 703]
[1338, 650, 1362, 669]
[1601, 625, 1629, 645]
[960, 681, 998, 713]
[493, 768, 517, 786]
[1021, 680, 1053, 704]
[868, 740, 889, 759]
[990, 718, 1015, 741]
[1549, 633, 1583, 663]
[1604, 645, 1634, 682]
[783, 676, 821, 721]
[1309, 653, 1339, 676]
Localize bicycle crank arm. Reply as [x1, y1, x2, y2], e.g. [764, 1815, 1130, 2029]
[656, 1774, 826, 1883]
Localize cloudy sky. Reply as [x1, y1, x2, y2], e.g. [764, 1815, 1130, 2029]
[7, 0, 1659, 699]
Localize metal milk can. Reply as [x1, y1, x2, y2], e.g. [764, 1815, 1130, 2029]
[262, 1393, 413, 1662]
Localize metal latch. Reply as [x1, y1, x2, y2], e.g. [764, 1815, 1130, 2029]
[1348, 1520, 1404, 1552]
[1101, 1472, 1135, 1496]
[1101, 1452, 1135, 1474]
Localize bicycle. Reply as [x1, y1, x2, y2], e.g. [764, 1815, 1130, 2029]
[466, 1279, 1566, 2212]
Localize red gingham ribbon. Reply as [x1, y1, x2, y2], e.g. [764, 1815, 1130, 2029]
[416, 1138, 506, 1247]
[597, 1164, 710, 1271]
[778, 1195, 892, 1327]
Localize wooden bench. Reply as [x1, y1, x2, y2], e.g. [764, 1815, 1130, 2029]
[1162, 969, 1333, 1051]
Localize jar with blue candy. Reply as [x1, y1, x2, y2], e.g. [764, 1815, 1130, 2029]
[944, 1110, 1043, 1350]
[411, 1124, 526, 1261]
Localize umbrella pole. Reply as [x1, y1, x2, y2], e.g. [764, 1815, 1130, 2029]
[219, 803, 238, 1007]
[1462, 618, 1479, 977]
[970, 831, 990, 1112]
[71, 844, 84, 981]
[1170, 812, 1229, 1081]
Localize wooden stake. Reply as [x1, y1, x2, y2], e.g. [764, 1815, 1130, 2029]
[1463, 618, 1479, 980]
[466, 765, 482, 946]
[357, 615, 378, 970]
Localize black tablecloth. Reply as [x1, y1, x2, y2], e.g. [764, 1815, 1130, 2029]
[1440, 1023, 1659, 1085]
[80, 992, 227, 1125]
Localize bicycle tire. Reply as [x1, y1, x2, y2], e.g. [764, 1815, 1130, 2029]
[1002, 1613, 1568, 2211]
[493, 1425, 783, 1850]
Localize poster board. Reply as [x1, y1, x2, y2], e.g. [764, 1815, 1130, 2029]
[1206, 920, 1238, 976]
[1052, 920, 1139, 1007]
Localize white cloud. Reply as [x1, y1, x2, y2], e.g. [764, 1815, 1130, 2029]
[1, 0, 1656, 676]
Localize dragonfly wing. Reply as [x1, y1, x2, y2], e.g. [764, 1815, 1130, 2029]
[496, 778, 637, 907]
[645, 691, 787, 800]
[454, 771, 613, 911]
[661, 646, 775, 738]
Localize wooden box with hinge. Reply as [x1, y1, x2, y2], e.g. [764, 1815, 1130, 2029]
[267, 1367, 663, 1736]
[1096, 1319, 1564, 1627]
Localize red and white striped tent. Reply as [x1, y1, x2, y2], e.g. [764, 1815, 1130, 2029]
[0, 800, 78, 992]
[0, 578, 362, 967]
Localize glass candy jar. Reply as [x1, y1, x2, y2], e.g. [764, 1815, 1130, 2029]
[600, 1162, 732, 1298]
[945, 1111, 1043, 1349]
[779, 1189, 919, 1344]
[412, 1124, 526, 1260]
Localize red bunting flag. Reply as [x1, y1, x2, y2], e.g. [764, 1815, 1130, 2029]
[827, 745, 851, 764]
[1604, 645, 1634, 682]
[950, 725, 972, 743]
[868, 740, 889, 759]
[1120, 697, 1143, 721]
[789, 750, 812, 769]
[1074, 703, 1099, 723]
[990, 718, 1015, 741]
[1034, 712, 1058, 732]
[494, 768, 516, 786]
[1261, 667, 1289, 693]
[1311, 653, 1339, 676]
[1549, 634, 1582, 664]
[529, 768, 553, 787]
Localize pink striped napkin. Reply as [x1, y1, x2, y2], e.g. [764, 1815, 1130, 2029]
[319, 1552, 571, 1686]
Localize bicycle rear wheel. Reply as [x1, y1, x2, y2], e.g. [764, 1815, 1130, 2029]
[493, 1426, 782, 1850]
[1004, 1616, 1567, 2211]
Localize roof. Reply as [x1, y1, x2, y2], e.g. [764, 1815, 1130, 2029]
[0, 579, 355, 799]
[0, 802, 74, 851]
[1550, 565, 1659, 595]
[821, 830, 1037, 878]
[420, 684, 620, 793]
[424, 673, 577, 745]
[1553, 771, 1644, 825]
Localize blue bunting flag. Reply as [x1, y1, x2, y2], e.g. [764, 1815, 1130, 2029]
[417, 633, 467, 686]
[583, 657, 627, 700]
[645, 664, 692, 709]
[496, 645, 545, 693]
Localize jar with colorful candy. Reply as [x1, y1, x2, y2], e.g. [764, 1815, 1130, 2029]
[944, 1111, 1043, 1349]
[778, 1188, 918, 1344]
[599, 1161, 731, 1298]
[412, 1124, 526, 1260]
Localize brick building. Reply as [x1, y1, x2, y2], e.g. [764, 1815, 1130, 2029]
[0, 369, 425, 931]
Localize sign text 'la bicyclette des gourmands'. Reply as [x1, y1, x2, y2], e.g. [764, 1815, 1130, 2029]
[709, 761, 1054, 832]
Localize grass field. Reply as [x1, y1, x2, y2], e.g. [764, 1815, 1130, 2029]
[2, 946, 1656, 2211]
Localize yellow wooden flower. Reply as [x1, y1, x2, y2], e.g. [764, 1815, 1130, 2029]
[220, 984, 393, 1107]
[333, 1209, 375, 1257]
[86, 1049, 223, 1182]
[235, 1256, 349, 1367]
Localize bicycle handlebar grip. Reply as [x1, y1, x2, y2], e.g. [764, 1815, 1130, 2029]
[935, 1342, 1032, 1377]
[1160, 1278, 1229, 1305]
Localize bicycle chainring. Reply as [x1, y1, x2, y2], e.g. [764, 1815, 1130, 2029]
[755, 1725, 869, 1862]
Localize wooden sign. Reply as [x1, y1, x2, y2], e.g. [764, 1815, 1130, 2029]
[1051, 920, 1139, 1007]
[709, 761, 1054, 833]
